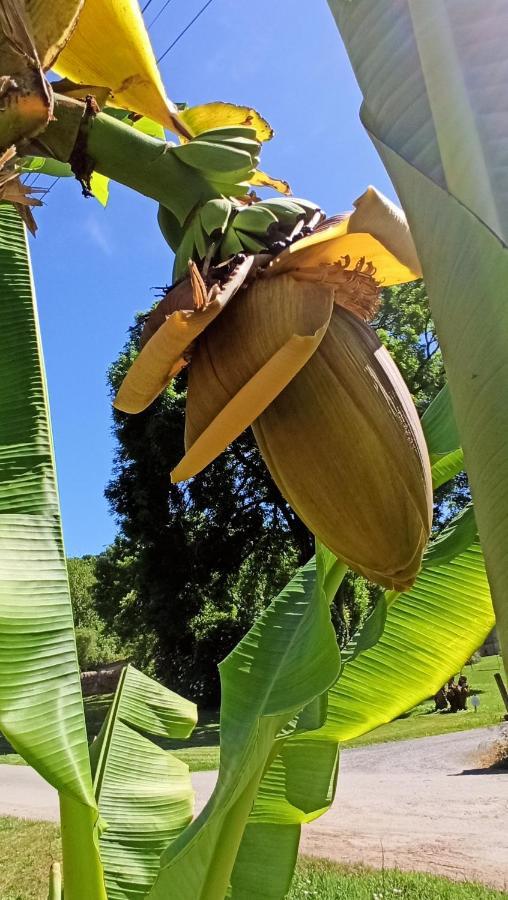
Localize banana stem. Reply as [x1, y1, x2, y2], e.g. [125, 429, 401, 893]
[47, 862, 62, 900]
[25, 95, 218, 225]
[59, 794, 107, 900]
[84, 111, 213, 224]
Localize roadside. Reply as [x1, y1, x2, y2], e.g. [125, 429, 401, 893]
[1, 818, 505, 900]
[2, 726, 507, 889]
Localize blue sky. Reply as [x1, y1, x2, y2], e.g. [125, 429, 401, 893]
[31, 0, 396, 557]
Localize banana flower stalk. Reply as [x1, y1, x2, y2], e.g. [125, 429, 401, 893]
[115, 187, 433, 591]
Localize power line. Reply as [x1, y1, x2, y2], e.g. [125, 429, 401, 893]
[148, 0, 177, 29]
[157, 0, 215, 64]
[40, 176, 60, 197]
[141, 0, 156, 11]
[23, 172, 40, 187]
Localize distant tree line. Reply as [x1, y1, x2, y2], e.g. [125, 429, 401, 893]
[68, 281, 470, 704]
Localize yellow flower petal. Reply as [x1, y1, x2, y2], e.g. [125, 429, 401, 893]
[268, 187, 421, 286]
[53, 0, 184, 132]
[114, 259, 254, 414]
[172, 276, 334, 482]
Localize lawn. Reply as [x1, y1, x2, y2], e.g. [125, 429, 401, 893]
[1, 818, 504, 900]
[0, 656, 504, 770]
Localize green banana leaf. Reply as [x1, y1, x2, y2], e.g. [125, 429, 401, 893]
[323, 544, 494, 743]
[90, 664, 197, 899]
[421, 384, 460, 462]
[422, 504, 477, 569]
[328, 0, 508, 670]
[228, 549, 347, 900]
[229, 718, 339, 900]
[146, 545, 344, 900]
[0, 202, 105, 899]
[431, 448, 465, 491]
[421, 383, 465, 487]
[230, 506, 494, 900]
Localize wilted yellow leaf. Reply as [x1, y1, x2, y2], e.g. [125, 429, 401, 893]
[179, 102, 273, 143]
[250, 169, 291, 195]
[89, 171, 109, 206]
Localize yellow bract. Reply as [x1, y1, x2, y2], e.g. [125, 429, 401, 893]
[268, 187, 421, 285]
[115, 259, 255, 415]
[53, 0, 181, 130]
[172, 276, 333, 482]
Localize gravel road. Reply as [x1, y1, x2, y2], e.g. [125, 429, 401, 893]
[1, 726, 506, 889]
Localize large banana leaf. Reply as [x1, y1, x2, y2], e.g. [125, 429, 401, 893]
[324, 545, 494, 743]
[90, 665, 197, 900]
[0, 202, 105, 898]
[229, 506, 493, 900]
[329, 0, 508, 669]
[146, 545, 344, 900]
[227, 551, 346, 900]
[421, 384, 460, 462]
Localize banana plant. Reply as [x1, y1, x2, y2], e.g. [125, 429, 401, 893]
[0, 2, 501, 898]
[328, 0, 508, 671]
[0, 201, 496, 899]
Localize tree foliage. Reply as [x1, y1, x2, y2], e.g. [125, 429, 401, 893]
[67, 555, 124, 670]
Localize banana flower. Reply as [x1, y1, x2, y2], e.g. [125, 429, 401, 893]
[115, 187, 433, 591]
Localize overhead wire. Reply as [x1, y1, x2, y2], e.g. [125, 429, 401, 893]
[156, 0, 216, 64]
[41, 177, 60, 196]
[148, 0, 177, 29]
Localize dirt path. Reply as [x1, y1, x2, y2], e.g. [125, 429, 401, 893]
[300, 726, 508, 890]
[1, 726, 507, 889]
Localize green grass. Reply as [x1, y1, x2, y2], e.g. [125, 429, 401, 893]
[0, 817, 61, 900]
[0, 819, 504, 900]
[347, 655, 506, 749]
[0, 656, 505, 769]
[289, 858, 506, 899]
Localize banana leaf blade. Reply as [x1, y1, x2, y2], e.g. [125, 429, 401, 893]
[147, 547, 342, 900]
[0, 202, 94, 805]
[91, 664, 197, 900]
[322, 542, 494, 743]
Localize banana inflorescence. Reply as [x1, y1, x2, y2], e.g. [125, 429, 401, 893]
[158, 126, 324, 280]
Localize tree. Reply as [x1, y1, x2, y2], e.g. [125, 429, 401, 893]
[67, 556, 98, 629]
[67, 555, 125, 669]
